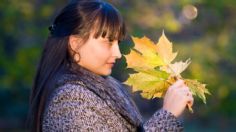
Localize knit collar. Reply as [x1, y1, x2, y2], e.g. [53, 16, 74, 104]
[57, 63, 143, 128]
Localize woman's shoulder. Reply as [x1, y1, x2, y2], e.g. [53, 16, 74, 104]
[50, 81, 98, 104]
[43, 80, 112, 119]
[52, 71, 89, 95]
[54, 82, 86, 97]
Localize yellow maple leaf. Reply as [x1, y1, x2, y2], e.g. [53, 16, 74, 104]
[124, 50, 151, 69]
[160, 58, 191, 77]
[156, 31, 178, 65]
[132, 36, 156, 53]
[124, 36, 164, 69]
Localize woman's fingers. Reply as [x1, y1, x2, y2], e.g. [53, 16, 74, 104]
[186, 93, 194, 107]
[169, 79, 185, 90]
[163, 79, 194, 117]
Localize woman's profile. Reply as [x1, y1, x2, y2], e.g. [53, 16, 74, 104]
[28, 0, 193, 131]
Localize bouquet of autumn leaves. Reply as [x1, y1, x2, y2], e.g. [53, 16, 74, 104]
[124, 31, 210, 113]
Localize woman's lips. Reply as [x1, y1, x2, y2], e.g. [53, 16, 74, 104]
[106, 63, 114, 67]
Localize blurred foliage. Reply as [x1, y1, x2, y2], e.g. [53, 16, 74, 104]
[0, 0, 236, 131]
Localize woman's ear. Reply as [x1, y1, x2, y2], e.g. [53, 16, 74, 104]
[69, 35, 83, 51]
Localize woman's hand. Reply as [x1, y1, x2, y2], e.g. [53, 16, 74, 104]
[163, 79, 194, 118]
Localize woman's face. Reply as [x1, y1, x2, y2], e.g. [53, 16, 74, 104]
[72, 33, 122, 76]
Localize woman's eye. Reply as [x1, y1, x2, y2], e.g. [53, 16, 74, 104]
[108, 41, 113, 45]
[105, 41, 113, 45]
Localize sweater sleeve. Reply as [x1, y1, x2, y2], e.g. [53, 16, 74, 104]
[143, 109, 184, 132]
[42, 83, 125, 131]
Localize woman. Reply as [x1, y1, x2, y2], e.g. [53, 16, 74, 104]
[29, 0, 194, 131]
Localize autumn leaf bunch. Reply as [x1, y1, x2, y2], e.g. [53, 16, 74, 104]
[124, 31, 210, 112]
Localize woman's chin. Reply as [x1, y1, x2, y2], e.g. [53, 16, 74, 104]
[103, 69, 112, 76]
[91, 67, 112, 76]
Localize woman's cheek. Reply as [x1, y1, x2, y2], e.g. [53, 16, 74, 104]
[98, 45, 112, 59]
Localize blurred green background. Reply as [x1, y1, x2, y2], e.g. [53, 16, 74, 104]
[0, 0, 236, 131]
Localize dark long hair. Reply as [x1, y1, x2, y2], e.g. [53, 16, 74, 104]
[28, 0, 126, 131]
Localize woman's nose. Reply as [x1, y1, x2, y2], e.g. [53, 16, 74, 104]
[112, 42, 122, 59]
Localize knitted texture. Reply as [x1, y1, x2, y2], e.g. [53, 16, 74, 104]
[42, 64, 183, 131]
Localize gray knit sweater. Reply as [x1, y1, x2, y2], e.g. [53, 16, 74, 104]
[42, 64, 183, 132]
